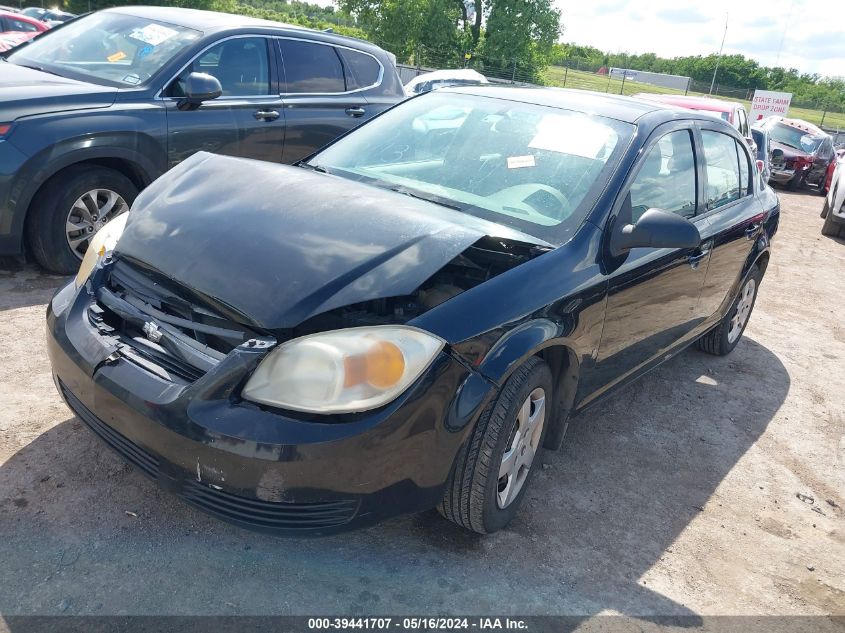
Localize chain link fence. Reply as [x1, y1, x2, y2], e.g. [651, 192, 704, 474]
[397, 50, 845, 131]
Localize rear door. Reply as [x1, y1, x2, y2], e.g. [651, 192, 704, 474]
[277, 37, 377, 163]
[694, 124, 764, 321]
[586, 124, 710, 402]
[163, 35, 285, 167]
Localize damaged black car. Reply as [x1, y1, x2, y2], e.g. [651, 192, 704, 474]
[47, 87, 779, 535]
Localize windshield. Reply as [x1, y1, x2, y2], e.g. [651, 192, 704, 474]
[770, 122, 823, 154]
[7, 12, 201, 87]
[309, 92, 633, 243]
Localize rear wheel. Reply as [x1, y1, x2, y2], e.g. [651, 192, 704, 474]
[439, 356, 553, 534]
[696, 265, 761, 356]
[821, 198, 830, 219]
[27, 165, 137, 275]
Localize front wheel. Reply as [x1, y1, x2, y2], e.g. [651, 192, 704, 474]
[696, 265, 761, 356]
[439, 356, 553, 534]
[26, 165, 137, 275]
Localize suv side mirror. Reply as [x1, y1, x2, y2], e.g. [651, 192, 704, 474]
[177, 72, 223, 110]
[610, 205, 701, 257]
[771, 148, 784, 160]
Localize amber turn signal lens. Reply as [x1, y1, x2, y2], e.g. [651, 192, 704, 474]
[366, 341, 405, 388]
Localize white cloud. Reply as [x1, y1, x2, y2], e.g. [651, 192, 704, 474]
[556, 0, 845, 78]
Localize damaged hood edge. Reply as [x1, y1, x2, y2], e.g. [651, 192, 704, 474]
[115, 152, 548, 330]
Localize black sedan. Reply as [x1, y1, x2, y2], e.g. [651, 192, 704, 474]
[47, 87, 779, 535]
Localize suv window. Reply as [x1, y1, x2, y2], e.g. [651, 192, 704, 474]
[337, 47, 381, 90]
[280, 39, 345, 93]
[630, 130, 697, 221]
[169, 37, 270, 97]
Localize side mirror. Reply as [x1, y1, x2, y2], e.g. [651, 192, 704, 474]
[610, 206, 701, 257]
[177, 72, 222, 110]
[771, 148, 784, 160]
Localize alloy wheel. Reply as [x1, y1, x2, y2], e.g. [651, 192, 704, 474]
[65, 189, 129, 260]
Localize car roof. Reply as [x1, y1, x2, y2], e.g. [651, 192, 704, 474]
[104, 6, 381, 52]
[632, 93, 737, 113]
[440, 85, 721, 125]
[105, 5, 303, 31]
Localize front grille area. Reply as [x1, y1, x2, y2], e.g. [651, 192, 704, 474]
[181, 480, 360, 531]
[61, 381, 160, 480]
[87, 259, 263, 383]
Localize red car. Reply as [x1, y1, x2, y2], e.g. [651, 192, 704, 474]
[0, 10, 45, 52]
[0, 9, 46, 35]
[633, 93, 755, 151]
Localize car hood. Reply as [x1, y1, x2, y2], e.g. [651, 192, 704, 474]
[770, 140, 811, 160]
[0, 61, 117, 119]
[115, 152, 549, 330]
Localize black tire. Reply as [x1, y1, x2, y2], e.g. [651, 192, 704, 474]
[696, 265, 762, 356]
[439, 356, 553, 534]
[787, 172, 805, 192]
[821, 198, 830, 219]
[26, 165, 138, 275]
[821, 207, 845, 238]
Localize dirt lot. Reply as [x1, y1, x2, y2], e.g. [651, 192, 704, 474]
[0, 190, 843, 619]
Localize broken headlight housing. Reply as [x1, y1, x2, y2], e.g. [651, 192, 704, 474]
[241, 326, 444, 414]
[74, 213, 129, 289]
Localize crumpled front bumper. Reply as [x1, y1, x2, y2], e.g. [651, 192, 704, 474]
[46, 280, 495, 535]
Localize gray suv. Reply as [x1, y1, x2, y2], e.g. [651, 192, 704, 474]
[0, 6, 404, 273]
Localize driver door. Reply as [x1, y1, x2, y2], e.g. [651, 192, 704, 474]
[584, 124, 710, 403]
[163, 36, 285, 168]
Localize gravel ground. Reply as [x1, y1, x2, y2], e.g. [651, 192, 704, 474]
[0, 190, 842, 618]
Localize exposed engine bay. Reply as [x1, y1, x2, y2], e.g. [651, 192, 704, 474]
[88, 235, 546, 383]
[289, 236, 548, 337]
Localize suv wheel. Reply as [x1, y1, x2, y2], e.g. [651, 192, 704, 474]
[696, 265, 761, 356]
[27, 165, 137, 275]
[439, 356, 553, 534]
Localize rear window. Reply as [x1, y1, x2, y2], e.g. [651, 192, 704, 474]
[338, 47, 381, 90]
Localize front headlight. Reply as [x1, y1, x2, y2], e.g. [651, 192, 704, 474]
[241, 326, 445, 414]
[74, 213, 129, 288]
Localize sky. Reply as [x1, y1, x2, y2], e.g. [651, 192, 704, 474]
[312, 0, 844, 78]
[560, 0, 845, 78]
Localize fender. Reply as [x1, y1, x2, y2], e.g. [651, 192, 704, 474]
[4, 135, 165, 255]
[473, 319, 583, 451]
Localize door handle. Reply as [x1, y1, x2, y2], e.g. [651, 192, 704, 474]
[254, 110, 280, 121]
[687, 242, 712, 270]
[345, 106, 366, 118]
[745, 223, 761, 239]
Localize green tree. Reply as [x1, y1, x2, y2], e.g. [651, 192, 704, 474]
[482, 0, 560, 81]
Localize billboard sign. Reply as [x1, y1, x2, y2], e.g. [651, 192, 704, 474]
[750, 90, 792, 121]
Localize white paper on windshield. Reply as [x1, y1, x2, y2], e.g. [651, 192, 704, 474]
[129, 23, 178, 47]
[507, 155, 536, 169]
[528, 115, 616, 159]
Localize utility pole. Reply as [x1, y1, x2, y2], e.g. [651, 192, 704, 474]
[709, 13, 728, 96]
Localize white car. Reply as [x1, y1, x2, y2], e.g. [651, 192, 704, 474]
[821, 154, 845, 238]
[404, 69, 488, 96]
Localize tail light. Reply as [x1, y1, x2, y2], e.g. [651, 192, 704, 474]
[0, 124, 11, 137]
[756, 159, 765, 174]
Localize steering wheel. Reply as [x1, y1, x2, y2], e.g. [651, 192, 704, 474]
[492, 183, 571, 220]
